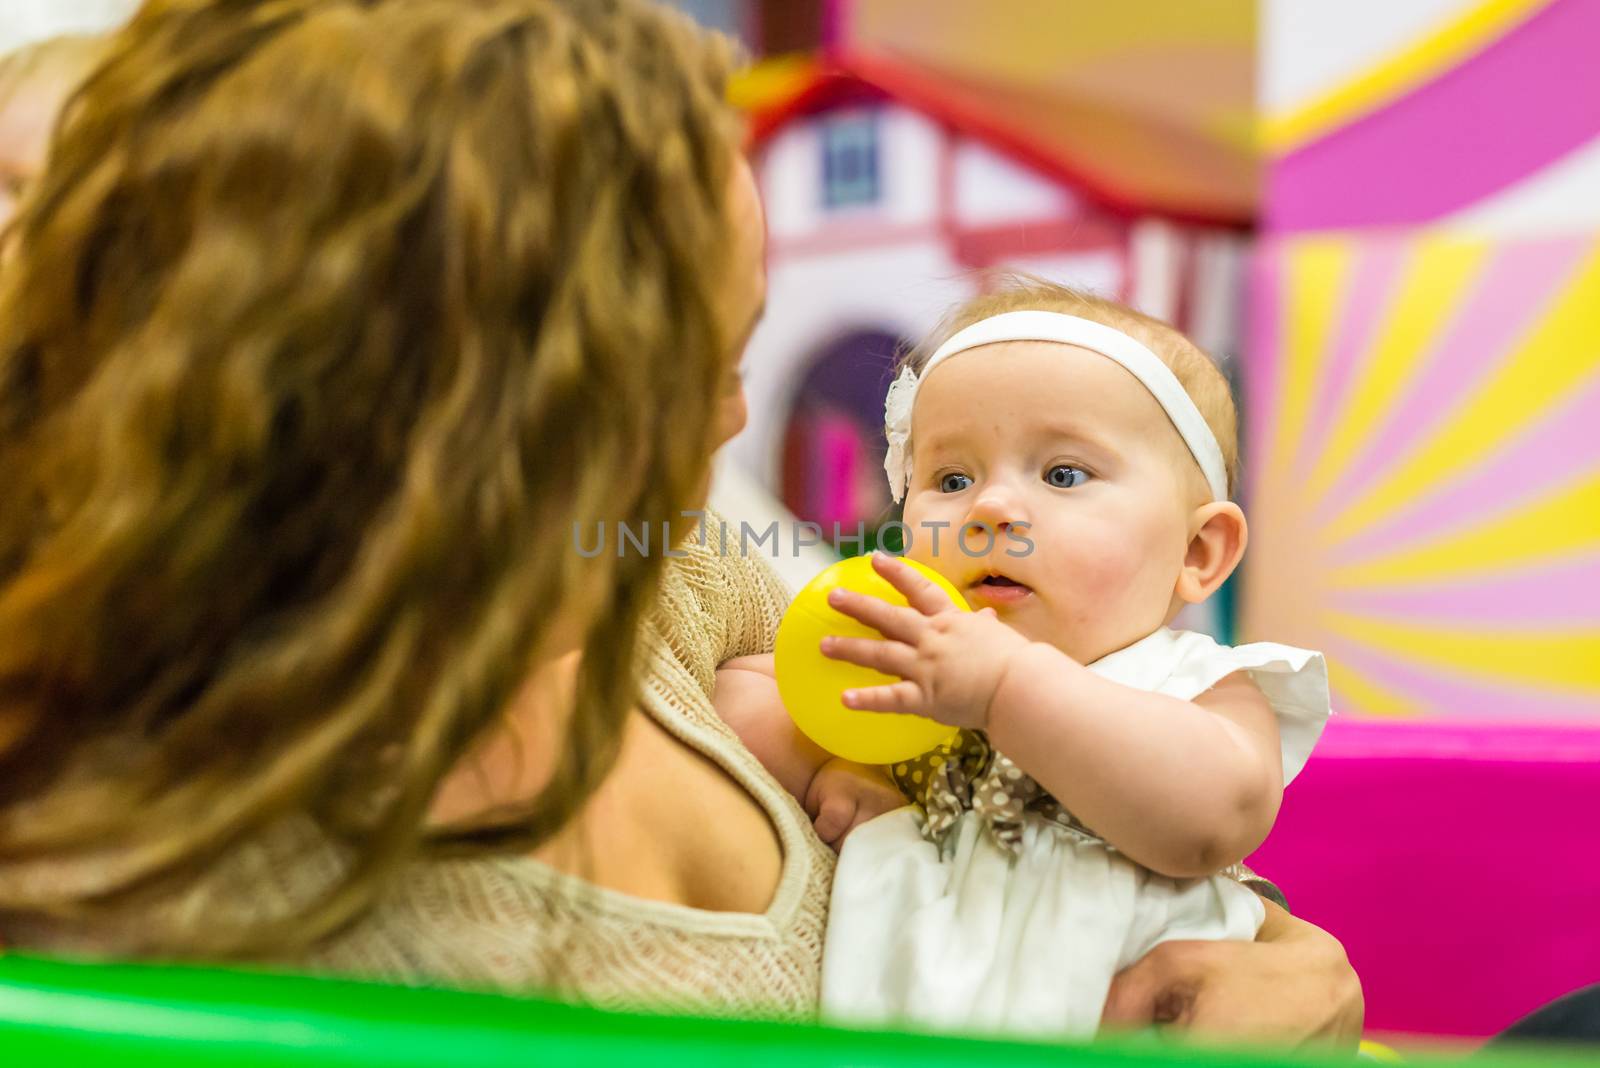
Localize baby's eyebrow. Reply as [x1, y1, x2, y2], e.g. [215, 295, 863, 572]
[1032, 422, 1119, 457]
[915, 424, 1122, 466]
[915, 435, 987, 463]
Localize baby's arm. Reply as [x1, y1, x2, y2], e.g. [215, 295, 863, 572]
[818, 554, 1282, 875]
[713, 654, 904, 849]
[989, 646, 1283, 879]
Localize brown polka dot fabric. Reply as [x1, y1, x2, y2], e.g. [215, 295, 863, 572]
[890, 731, 1275, 896]
[891, 730, 1100, 856]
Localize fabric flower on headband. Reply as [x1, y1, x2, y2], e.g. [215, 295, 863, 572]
[882, 364, 919, 504]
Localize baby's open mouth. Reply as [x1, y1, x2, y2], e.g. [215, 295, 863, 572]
[969, 572, 1034, 604]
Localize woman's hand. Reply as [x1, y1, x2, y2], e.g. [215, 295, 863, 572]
[804, 757, 906, 851]
[819, 552, 1031, 729]
[1101, 900, 1364, 1049]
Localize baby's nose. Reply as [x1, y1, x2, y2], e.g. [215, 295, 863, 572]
[965, 485, 1025, 536]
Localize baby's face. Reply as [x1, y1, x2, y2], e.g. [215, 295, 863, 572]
[901, 340, 1207, 664]
[0, 79, 66, 230]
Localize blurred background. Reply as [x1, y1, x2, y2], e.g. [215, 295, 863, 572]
[3, 0, 1598, 1045]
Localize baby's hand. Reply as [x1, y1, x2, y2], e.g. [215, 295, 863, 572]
[804, 757, 905, 851]
[820, 552, 1032, 730]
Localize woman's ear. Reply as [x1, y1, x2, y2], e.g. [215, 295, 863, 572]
[1175, 502, 1247, 605]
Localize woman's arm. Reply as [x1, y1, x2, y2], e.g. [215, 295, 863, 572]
[1100, 900, 1364, 1049]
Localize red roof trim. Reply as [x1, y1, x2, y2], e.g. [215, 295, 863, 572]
[952, 217, 1128, 268]
[747, 50, 1251, 230]
[746, 69, 886, 146]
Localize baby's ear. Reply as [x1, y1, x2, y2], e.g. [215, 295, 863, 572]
[1175, 502, 1247, 605]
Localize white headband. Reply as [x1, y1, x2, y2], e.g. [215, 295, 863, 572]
[883, 310, 1229, 504]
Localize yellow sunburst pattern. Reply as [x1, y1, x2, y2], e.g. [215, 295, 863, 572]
[1241, 231, 1600, 719]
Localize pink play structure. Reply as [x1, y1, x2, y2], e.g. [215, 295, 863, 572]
[1248, 718, 1600, 1040]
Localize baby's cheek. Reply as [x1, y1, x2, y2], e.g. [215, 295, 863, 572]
[1038, 534, 1159, 650]
[1054, 527, 1142, 599]
[906, 542, 963, 590]
[902, 503, 965, 579]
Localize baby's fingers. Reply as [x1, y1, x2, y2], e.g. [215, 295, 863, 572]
[871, 552, 957, 616]
[826, 587, 923, 643]
[819, 635, 915, 678]
[841, 680, 926, 716]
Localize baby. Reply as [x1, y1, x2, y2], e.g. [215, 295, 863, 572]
[0, 34, 108, 231]
[714, 281, 1330, 1038]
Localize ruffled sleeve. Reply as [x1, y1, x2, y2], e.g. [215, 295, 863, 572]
[1155, 631, 1332, 786]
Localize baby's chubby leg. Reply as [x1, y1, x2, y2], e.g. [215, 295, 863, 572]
[712, 654, 814, 799]
[712, 655, 904, 849]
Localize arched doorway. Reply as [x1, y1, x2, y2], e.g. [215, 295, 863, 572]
[779, 329, 905, 554]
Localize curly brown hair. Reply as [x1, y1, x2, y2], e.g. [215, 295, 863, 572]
[0, 0, 740, 956]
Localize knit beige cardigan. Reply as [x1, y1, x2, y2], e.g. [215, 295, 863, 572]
[10, 524, 835, 1021]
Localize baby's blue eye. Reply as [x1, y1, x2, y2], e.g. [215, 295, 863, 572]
[939, 473, 972, 493]
[1046, 465, 1087, 489]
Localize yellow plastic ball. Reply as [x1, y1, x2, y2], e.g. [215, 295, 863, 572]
[774, 554, 965, 765]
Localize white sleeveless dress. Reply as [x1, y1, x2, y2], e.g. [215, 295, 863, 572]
[820, 627, 1331, 1039]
